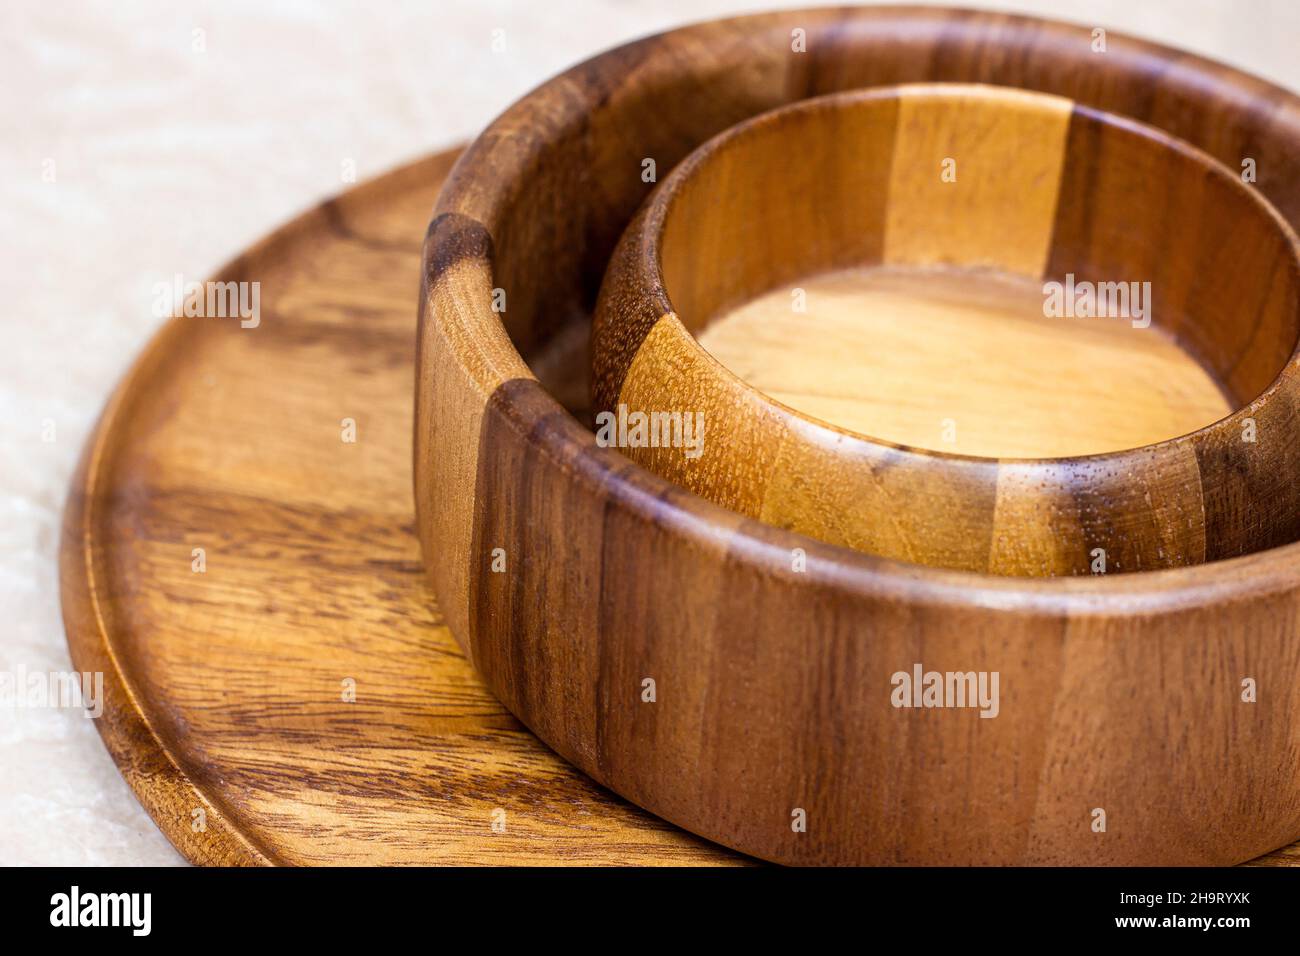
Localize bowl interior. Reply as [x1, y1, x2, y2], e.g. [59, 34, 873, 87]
[652, 85, 1300, 458]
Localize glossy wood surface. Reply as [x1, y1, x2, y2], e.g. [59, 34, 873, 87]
[594, 85, 1300, 577]
[59, 149, 739, 866]
[420, 6, 1300, 865]
[56, 141, 1299, 867]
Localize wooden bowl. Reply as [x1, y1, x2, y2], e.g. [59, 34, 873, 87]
[418, 6, 1300, 865]
[592, 84, 1300, 577]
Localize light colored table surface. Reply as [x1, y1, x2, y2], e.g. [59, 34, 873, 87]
[3, 0, 1297, 866]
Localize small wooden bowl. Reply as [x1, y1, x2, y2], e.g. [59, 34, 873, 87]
[593, 84, 1300, 577]
[419, 6, 1300, 865]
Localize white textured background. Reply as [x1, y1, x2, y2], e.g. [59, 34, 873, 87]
[2, 0, 1295, 865]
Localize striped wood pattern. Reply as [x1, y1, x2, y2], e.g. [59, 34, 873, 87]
[60, 150, 739, 866]
[420, 7, 1300, 865]
[57, 142, 1300, 868]
[594, 85, 1300, 577]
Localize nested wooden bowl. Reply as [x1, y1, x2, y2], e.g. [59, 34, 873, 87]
[593, 84, 1300, 577]
[417, 6, 1300, 865]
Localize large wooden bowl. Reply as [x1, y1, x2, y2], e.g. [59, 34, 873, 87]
[417, 6, 1300, 865]
[593, 84, 1300, 577]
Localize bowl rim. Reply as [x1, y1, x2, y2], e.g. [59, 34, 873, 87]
[627, 82, 1300, 466]
[423, 4, 1300, 615]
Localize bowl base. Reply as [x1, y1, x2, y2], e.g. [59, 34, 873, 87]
[697, 265, 1232, 459]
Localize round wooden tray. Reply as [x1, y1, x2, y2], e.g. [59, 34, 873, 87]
[58, 148, 738, 866]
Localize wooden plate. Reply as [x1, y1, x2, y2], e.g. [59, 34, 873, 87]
[58, 149, 737, 866]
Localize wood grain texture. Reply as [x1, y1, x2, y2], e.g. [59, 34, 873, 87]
[421, 7, 1300, 865]
[882, 86, 1071, 274]
[696, 267, 1232, 458]
[59, 149, 740, 866]
[595, 85, 1300, 577]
